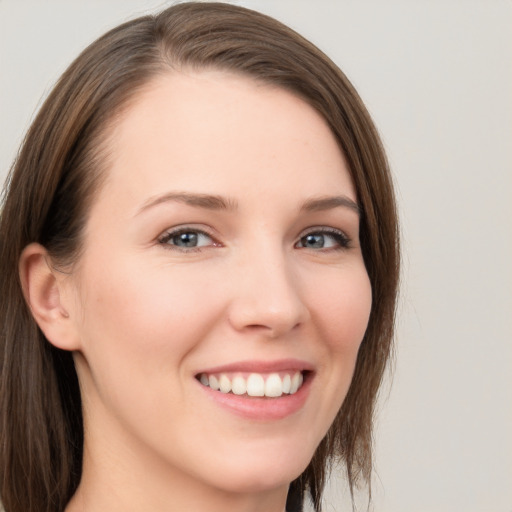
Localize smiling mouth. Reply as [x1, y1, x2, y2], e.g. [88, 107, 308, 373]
[196, 371, 308, 398]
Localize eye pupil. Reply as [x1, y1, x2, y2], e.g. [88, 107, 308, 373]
[303, 234, 324, 248]
[175, 232, 198, 247]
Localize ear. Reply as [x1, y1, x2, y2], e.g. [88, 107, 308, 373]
[19, 243, 81, 351]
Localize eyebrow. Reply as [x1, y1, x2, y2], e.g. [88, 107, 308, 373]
[136, 192, 360, 217]
[300, 196, 361, 216]
[137, 192, 238, 215]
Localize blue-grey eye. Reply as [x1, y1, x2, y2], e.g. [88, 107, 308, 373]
[174, 232, 199, 247]
[301, 233, 326, 248]
[161, 230, 213, 248]
[297, 230, 349, 249]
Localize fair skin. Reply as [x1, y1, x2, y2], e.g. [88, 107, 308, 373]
[21, 71, 372, 512]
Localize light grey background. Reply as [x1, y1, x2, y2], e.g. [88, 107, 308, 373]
[1, 1, 511, 511]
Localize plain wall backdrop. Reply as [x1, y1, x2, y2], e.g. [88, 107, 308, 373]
[1, 1, 511, 511]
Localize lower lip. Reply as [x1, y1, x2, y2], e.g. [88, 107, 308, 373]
[197, 374, 313, 421]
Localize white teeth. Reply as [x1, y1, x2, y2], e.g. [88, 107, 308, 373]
[199, 371, 305, 398]
[290, 372, 301, 394]
[208, 375, 220, 391]
[219, 374, 231, 394]
[265, 373, 283, 397]
[231, 375, 247, 395]
[282, 374, 291, 394]
[247, 373, 265, 397]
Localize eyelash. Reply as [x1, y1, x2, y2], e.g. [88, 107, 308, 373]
[295, 227, 351, 251]
[158, 227, 218, 252]
[158, 226, 351, 252]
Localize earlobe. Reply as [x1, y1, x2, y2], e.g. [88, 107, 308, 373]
[19, 243, 80, 351]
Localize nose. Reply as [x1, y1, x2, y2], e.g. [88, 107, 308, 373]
[227, 249, 310, 338]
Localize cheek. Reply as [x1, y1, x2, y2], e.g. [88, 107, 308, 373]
[78, 257, 216, 346]
[313, 264, 372, 355]
[71, 257, 226, 429]
[293, 264, 371, 451]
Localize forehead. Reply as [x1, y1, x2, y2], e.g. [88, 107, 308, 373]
[100, 70, 355, 208]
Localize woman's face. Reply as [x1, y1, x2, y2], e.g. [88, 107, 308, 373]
[66, 71, 372, 499]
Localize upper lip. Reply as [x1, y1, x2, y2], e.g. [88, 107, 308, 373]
[195, 358, 315, 375]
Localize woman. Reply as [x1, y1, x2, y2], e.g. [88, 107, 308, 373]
[0, 3, 399, 511]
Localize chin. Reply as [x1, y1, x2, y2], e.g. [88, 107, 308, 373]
[201, 445, 313, 495]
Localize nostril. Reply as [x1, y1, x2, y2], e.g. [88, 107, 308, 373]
[242, 321, 301, 339]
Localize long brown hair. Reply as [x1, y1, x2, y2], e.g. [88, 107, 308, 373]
[0, 3, 399, 511]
